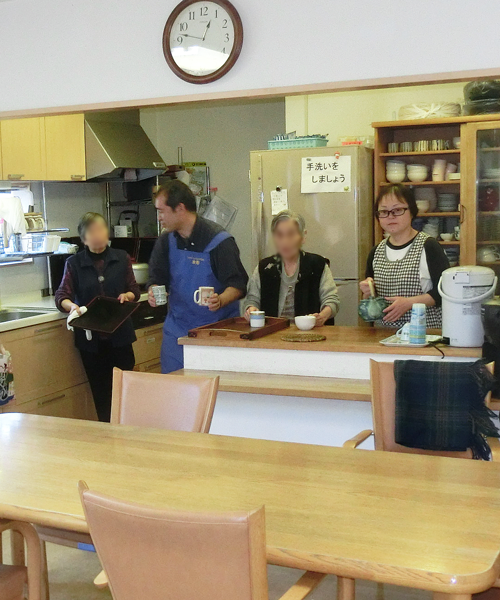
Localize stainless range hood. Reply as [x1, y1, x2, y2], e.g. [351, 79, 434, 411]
[85, 119, 166, 181]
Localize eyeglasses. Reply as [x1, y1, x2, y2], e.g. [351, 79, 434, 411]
[376, 207, 409, 219]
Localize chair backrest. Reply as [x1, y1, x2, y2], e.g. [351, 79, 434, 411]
[78, 481, 268, 600]
[111, 368, 219, 433]
[369, 360, 493, 458]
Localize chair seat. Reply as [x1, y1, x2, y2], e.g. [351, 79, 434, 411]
[0, 564, 27, 600]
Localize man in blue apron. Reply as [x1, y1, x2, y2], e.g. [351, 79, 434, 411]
[147, 180, 248, 373]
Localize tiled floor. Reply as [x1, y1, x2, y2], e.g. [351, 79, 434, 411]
[40, 542, 432, 600]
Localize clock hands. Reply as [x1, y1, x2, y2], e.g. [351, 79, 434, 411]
[202, 20, 211, 41]
[177, 20, 211, 43]
[180, 33, 204, 40]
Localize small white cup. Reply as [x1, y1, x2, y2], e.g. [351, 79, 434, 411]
[396, 323, 410, 342]
[250, 311, 265, 328]
[194, 286, 214, 306]
[152, 285, 167, 306]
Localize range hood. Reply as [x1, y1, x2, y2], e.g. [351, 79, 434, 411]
[85, 120, 166, 181]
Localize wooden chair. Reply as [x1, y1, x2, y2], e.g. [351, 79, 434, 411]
[37, 369, 220, 599]
[343, 360, 500, 600]
[344, 360, 500, 460]
[0, 520, 42, 600]
[78, 480, 326, 600]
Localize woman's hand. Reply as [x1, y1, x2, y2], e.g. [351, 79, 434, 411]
[312, 306, 332, 327]
[118, 292, 134, 304]
[359, 277, 374, 299]
[61, 299, 82, 315]
[244, 306, 260, 321]
[383, 296, 412, 322]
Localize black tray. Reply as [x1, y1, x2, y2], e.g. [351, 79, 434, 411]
[71, 296, 140, 335]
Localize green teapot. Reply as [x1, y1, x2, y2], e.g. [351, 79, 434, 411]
[358, 280, 389, 322]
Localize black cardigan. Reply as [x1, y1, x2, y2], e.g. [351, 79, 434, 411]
[258, 251, 334, 325]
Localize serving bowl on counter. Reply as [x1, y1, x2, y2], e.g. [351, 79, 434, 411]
[295, 315, 316, 331]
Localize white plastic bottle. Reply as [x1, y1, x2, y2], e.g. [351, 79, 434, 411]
[409, 303, 426, 345]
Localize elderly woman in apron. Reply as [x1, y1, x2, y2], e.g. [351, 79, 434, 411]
[360, 184, 449, 328]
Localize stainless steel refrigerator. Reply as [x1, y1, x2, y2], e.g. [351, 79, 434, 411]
[250, 146, 373, 326]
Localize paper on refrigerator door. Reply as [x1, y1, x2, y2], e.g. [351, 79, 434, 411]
[270, 189, 288, 215]
[301, 156, 351, 193]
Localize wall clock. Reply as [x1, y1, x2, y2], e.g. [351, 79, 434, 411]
[163, 0, 243, 84]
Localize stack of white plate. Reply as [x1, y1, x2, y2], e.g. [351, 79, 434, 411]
[386, 160, 406, 183]
[437, 193, 459, 212]
[423, 217, 440, 238]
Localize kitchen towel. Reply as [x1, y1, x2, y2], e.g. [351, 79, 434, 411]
[67, 306, 92, 341]
[0, 195, 26, 245]
[394, 359, 499, 459]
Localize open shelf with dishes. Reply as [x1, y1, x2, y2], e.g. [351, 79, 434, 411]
[373, 115, 500, 272]
[379, 150, 460, 157]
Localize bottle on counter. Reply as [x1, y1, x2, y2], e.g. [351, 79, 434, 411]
[409, 303, 426, 345]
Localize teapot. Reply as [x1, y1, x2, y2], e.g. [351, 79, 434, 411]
[358, 280, 389, 322]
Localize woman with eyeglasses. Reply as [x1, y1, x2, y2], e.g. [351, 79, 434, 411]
[359, 184, 449, 327]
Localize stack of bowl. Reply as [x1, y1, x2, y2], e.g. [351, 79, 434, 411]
[415, 187, 437, 211]
[437, 193, 459, 212]
[407, 164, 428, 182]
[386, 160, 406, 183]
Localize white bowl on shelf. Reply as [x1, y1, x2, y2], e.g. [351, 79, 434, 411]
[416, 200, 431, 213]
[386, 172, 406, 183]
[407, 164, 428, 182]
[441, 233, 454, 241]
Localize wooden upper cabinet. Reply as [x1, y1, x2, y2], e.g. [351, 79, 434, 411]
[0, 117, 46, 181]
[44, 114, 86, 181]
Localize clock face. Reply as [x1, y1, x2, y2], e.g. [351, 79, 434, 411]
[163, 0, 243, 84]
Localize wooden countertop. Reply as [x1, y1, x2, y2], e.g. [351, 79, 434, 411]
[179, 326, 481, 358]
[3, 413, 500, 594]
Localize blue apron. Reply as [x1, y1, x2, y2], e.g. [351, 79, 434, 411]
[161, 231, 240, 373]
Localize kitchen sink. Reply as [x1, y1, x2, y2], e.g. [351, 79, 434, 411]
[0, 309, 53, 323]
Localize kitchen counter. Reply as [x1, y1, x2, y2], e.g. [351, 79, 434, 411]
[180, 325, 480, 358]
[0, 294, 65, 334]
[179, 325, 483, 449]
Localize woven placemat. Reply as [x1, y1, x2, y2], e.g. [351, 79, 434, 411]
[281, 333, 326, 343]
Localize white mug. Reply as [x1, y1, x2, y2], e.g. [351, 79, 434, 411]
[396, 323, 410, 342]
[477, 246, 500, 264]
[194, 286, 214, 306]
[454, 225, 461, 240]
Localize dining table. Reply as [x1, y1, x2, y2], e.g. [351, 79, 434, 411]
[1, 413, 500, 600]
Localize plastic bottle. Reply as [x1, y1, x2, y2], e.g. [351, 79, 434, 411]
[409, 303, 426, 345]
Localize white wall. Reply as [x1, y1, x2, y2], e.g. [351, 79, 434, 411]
[286, 82, 467, 144]
[1, 0, 500, 112]
[141, 99, 285, 272]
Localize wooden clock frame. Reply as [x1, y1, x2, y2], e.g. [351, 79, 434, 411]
[162, 0, 244, 84]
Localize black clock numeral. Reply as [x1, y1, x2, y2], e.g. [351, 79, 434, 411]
[200, 6, 208, 16]
[222, 47, 227, 54]
[177, 35, 184, 43]
[179, 22, 188, 31]
[222, 18, 228, 28]
[188, 10, 195, 19]
[224, 33, 230, 42]
[215, 9, 218, 17]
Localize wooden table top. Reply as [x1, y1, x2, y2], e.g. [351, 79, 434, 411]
[180, 325, 481, 358]
[1, 414, 500, 594]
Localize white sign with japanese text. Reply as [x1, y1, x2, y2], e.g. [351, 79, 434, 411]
[301, 155, 351, 193]
[270, 188, 288, 215]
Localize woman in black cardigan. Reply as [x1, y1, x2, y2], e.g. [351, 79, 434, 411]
[55, 212, 140, 421]
[243, 210, 340, 326]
